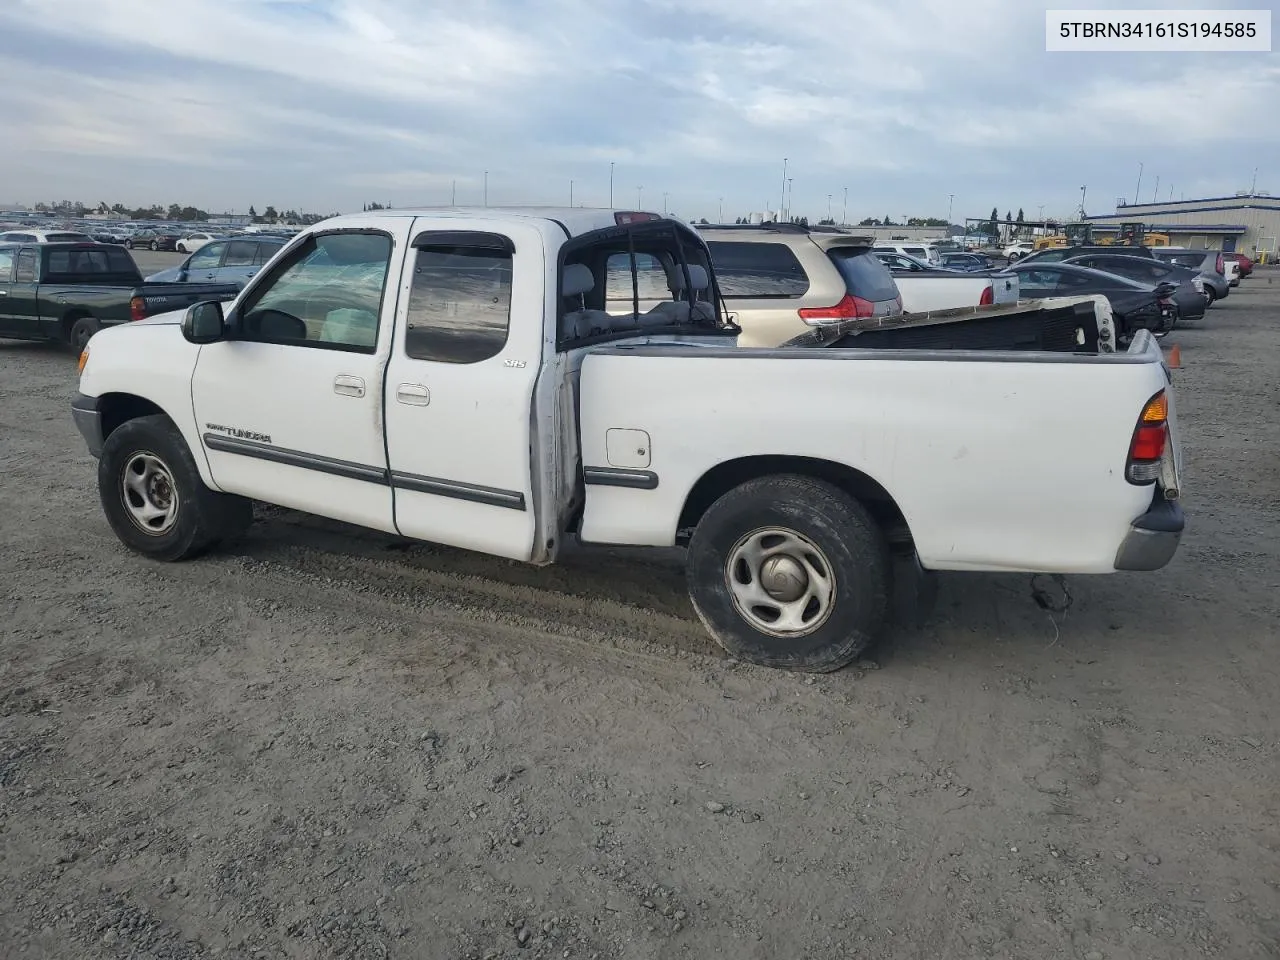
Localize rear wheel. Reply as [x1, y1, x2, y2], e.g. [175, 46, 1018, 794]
[68, 315, 101, 352]
[98, 414, 252, 561]
[686, 475, 890, 672]
[1203, 288, 1216, 307]
[150, 240, 159, 251]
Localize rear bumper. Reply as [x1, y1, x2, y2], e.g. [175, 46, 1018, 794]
[1114, 494, 1184, 571]
[71, 393, 105, 458]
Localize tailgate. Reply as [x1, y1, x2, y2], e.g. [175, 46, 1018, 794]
[988, 271, 1019, 305]
[132, 283, 240, 317]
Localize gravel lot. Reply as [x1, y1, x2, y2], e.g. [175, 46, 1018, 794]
[3, 257, 1279, 959]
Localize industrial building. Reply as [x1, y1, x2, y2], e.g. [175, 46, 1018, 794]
[1085, 192, 1279, 259]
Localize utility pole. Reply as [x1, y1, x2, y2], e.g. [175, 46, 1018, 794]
[609, 162, 615, 207]
[842, 187, 848, 226]
[1134, 162, 1143, 204]
[569, 179, 574, 207]
[780, 158, 788, 219]
[483, 170, 488, 207]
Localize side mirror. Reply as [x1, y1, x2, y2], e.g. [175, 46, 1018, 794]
[182, 301, 225, 344]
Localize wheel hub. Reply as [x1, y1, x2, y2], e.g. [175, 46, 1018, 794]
[121, 451, 180, 536]
[760, 554, 808, 602]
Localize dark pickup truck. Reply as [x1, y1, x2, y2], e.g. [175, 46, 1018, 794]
[0, 242, 241, 351]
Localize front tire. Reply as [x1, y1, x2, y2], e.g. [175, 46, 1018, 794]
[150, 241, 159, 251]
[1203, 288, 1216, 307]
[98, 415, 252, 561]
[686, 474, 890, 672]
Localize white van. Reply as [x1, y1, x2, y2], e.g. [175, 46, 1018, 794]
[873, 242, 941, 266]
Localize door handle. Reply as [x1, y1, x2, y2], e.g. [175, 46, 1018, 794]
[205, 273, 217, 280]
[396, 383, 430, 406]
[334, 375, 365, 398]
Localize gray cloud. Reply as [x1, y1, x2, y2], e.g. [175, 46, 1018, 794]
[1, 0, 1276, 222]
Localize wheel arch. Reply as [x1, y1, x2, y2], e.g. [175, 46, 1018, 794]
[60, 308, 93, 341]
[97, 392, 169, 443]
[677, 455, 913, 549]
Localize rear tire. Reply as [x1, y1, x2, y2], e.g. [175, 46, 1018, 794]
[686, 474, 890, 672]
[68, 315, 101, 352]
[150, 241, 159, 251]
[1203, 288, 1216, 307]
[98, 414, 253, 562]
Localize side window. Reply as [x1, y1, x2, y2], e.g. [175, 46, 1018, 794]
[1055, 271, 1093, 293]
[605, 252, 671, 303]
[254, 242, 283, 266]
[237, 232, 392, 352]
[188, 242, 224, 270]
[1020, 269, 1059, 289]
[15, 250, 36, 282]
[0, 248, 13, 281]
[223, 240, 257, 267]
[706, 241, 809, 298]
[403, 245, 513, 364]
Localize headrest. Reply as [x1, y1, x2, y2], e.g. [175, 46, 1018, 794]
[670, 264, 709, 292]
[562, 263, 594, 298]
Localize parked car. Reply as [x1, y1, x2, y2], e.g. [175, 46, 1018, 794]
[697, 224, 902, 347]
[127, 229, 182, 251]
[940, 252, 996, 271]
[176, 232, 225, 254]
[0, 228, 97, 244]
[0, 242, 242, 351]
[874, 251, 1020, 313]
[1061, 253, 1206, 322]
[1008, 261, 1177, 340]
[1222, 251, 1253, 277]
[1003, 241, 1035, 261]
[146, 236, 288, 291]
[90, 228, 131, 245]
[1151, 249, 1230, 305]
[71, 207, 1183, 673]
[1016, 244, 1156, 268]
[1222, 259, 1240, 287]
[873, 242, 942, 266]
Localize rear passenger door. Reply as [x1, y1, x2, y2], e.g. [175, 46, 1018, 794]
[2, 249, 41, 337]
[220, 239, 260, 288]
[381, 220, 544, 561]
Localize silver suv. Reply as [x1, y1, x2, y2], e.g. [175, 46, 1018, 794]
[697, 224, 902, 347]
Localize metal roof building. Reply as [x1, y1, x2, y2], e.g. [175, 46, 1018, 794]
[1085, 193, 1279, 257]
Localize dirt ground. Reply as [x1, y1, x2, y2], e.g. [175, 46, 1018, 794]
[2, 256, 1278, 960]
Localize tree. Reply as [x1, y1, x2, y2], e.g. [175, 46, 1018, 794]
[1015, 207, 1025, 237]
[110, 203, 127, 215]
[884, 214, 893, 226]
[248, 205, 258, 221]
[263, 205, 279, 222]
[987, 207, 999, 237]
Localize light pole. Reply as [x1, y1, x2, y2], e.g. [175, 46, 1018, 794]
[1134, 161, 1143, 204]
[947, 193, 954, 223]
[786, 179, 793, 219]
[609, 162, 614, 207]
[827, 194, 832, 222]
[842, 186, 848, 226]
[451, 180, 456, 205]
[637, 185, 643, 208]
[1152, 175, 1159, 204]
[569, 179, 574, 207]
[484, 170, 489, 207]
[718, 197, 723, 223]
[663, 192, 669, 214]
[780, 158, 788, 219]
[1079, 185, 1087, 219]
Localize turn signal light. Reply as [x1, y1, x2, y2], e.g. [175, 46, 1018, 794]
[77, 346, 90, 375]
[1126, 391, 1168, 484]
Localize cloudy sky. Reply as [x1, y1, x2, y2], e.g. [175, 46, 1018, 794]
[0, 0, 1276, 224]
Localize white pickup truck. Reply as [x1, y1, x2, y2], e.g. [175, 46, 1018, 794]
[874, 250, 1020, 313]
[72, 208, 1185, 673]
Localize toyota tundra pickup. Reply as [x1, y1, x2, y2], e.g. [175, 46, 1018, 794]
[0, 241, 241, 351]
[71, 208, 1184, 673]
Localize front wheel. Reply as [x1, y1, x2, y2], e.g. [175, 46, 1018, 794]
[150, 241, 159, 251]
[98, 414, 252, 561]
[686, 474, 890, 672]
[1203, 288, 1216, 307]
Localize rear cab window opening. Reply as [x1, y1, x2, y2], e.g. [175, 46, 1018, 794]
[557, 219, 726, 347]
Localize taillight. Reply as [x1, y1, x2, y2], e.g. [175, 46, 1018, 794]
[1215, 253, 1224, 275]
[129, 296, 146, 322]
[979, 285, 994, 306]
[1126, 391, 1168, 484]
[798, 293, 875, 323]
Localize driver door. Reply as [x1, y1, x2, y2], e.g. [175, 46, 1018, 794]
[190, 219, 410, 533]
